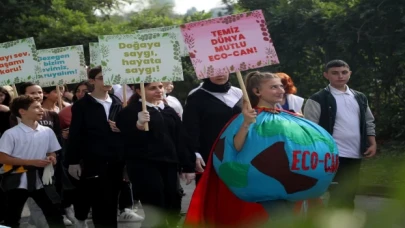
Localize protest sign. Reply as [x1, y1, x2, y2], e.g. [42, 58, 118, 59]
[137, 25, 188, 57]
[89, 42, 101, 68]
[0, 37, 41, 86]
[98, 33, 183, 85]
[36, 45, 87, 87]
[180, 10, 279, 79]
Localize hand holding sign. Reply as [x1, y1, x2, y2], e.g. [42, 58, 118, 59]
[99, 33, 184, 131]
[137, 110, 150, 130]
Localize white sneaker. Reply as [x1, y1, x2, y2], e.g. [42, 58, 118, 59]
[118, 208, 144, 222]
[65, 206, 77, 224]
[74, 220, 88, 228]
[63, 215, 73, 226]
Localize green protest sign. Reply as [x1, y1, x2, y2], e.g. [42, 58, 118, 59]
[36, 45, 87, 87]
[89, 42, 101, 68]
[136, 25, 188, 57]
[98, 33, 183, 85]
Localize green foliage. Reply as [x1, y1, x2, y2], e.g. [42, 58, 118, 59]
[220, 0, 405, 140]
[360, 141, 405, 186]
[0, 0, 205, 98]
[3, 0, 404, 140]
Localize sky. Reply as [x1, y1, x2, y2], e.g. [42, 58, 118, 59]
[173, 0, 224, 14]
[117, 0, 225, 15]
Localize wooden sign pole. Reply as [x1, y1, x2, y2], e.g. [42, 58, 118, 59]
[236, 71, 256, 123]
[140, 82, 149, 131]
[122, 84, 127, 107]
[12, 84, 18, 98]
[56, 85, 63, 111]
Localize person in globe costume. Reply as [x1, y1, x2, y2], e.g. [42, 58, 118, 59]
[185, 71, 338, 227]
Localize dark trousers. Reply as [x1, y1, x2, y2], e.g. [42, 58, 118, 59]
[127, 161, 181, 228]
[70, 177, 133, 219]
[4, 188, 64, 228]
[59, 139, 77, 212]
[328, 157, 362, 210]
[67, 176, 89, 218]
[73, 161, 124, 228]
[0, 177, 5, 222]
[119, 181, 133, 211]
[61, 188, 76, 209]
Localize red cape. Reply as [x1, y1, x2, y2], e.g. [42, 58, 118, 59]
[184, 150, 269, 228]
[184, 114, 269, 228]
[184, 111, 323, 228]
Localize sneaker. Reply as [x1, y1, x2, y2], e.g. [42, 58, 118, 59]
[63, 215, 73, 226]
[74, 220, 88, 228]
[65, 206, 77, 224]
[118, 208, 144, 222]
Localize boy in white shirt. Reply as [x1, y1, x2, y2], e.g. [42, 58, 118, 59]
[304, 60, 376, 210]
[0, 95, 64, 227]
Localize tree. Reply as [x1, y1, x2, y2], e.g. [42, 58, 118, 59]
[221, 0, 405, 139]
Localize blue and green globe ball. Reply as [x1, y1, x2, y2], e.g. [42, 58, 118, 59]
[212, 110, 339, 203]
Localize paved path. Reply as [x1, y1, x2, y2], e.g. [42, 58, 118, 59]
[18, 180, 403, 227]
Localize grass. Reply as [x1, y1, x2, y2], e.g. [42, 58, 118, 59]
[360, 141, 405, 187]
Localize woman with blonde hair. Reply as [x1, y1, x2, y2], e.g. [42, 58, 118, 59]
[276, 73, 304, 114]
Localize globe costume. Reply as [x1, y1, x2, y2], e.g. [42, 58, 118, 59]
[185, 107, 338, 227]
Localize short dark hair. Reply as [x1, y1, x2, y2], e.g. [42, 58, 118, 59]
[10, 95, 36, 118]
[325, 60, 350, 72]
[19, 82, 39, 95]
[88, 66, 102, 79]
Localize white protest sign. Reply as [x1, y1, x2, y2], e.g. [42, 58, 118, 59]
[89, 42, 101, 68]
[0, 37, 41, 86]
[136, 25, 188, 57]
[98, 33, 183, 85]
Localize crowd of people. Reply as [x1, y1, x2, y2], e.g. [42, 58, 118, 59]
[0, 59, 376, 228]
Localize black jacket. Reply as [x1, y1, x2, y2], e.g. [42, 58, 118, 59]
[182, 89, 242, 162]
[116, 101, 195, 173]
[66, 93, 123, 170]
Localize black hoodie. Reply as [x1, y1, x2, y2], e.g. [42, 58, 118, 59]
[116, 100, 195, 173]
[66, 93, 123, 176]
